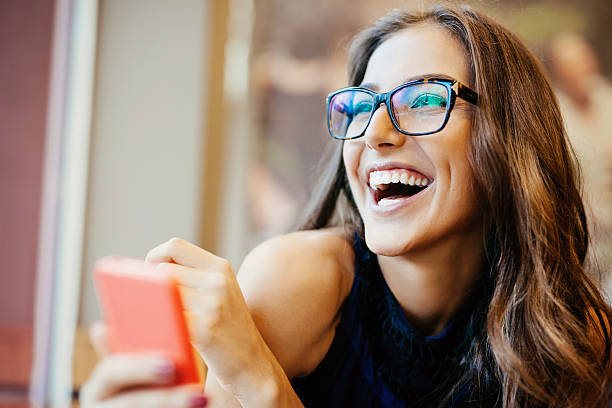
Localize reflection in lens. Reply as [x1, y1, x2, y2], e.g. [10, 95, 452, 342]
[391, 83, 448, 134]
[329, 90, 374, 139]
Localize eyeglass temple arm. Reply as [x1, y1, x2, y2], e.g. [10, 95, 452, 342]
[456, 82, 478, 105]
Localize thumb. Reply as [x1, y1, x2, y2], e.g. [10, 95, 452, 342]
[89, 320, 110, 357]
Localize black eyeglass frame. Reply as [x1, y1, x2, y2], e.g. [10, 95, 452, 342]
[326, 78, 478, 140]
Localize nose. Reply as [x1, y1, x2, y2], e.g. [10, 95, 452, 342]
[363, 103, 406, 150]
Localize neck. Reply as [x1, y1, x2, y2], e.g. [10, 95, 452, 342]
[377, 229, 485, 336]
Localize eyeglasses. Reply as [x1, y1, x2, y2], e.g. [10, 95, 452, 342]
[326, 78, 478, 140]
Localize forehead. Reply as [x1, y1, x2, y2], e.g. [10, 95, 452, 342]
[361, 23, 470, 91]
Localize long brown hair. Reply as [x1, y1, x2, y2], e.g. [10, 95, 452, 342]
[298, 4, 612, 407]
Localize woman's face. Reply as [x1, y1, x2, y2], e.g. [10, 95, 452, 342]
[343, 24, 482, 256]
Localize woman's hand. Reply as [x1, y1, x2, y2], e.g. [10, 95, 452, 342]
[145, 238, 295, 406]
[80, 322, 208, 408]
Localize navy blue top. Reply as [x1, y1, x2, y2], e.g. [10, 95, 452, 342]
[291, 234, 496, 407]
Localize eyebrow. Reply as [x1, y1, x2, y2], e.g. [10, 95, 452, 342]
[359, 73, 456, 91]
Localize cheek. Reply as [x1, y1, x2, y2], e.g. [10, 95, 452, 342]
[450, 131, 476, 196]
[342, 141, 368, 218]
[451, 159, 478, 208]
[342, 140, 364, 183]
[426, 119, 479, 208]
[442, 128, 480, 217]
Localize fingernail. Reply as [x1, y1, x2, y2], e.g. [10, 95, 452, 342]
[152, 360, 175, 381]
[189, 395, 208, 407]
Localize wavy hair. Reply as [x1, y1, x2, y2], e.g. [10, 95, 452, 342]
[298, 4, 612, 407]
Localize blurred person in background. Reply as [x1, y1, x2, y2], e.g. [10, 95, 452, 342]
[81, 4, 612, 408]
[549, 32, 612, 296]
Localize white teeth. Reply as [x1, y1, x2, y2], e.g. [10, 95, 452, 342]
[378, 197, 401, 207]
[368, 170, 431, 190]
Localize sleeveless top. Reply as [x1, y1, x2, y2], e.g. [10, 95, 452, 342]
[291, 234, 497, 408]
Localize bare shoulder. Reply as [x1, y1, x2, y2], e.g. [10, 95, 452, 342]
[237, 227, 355, 378]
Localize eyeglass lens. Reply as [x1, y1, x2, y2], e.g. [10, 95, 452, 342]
[328, 82, 449, 139]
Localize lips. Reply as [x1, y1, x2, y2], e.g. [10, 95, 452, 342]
[364, 161, 434, 205]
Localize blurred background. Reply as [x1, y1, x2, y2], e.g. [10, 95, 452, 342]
[1, 0, 611, 406]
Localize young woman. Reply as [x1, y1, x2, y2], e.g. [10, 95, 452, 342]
[81, 4, 612, 408]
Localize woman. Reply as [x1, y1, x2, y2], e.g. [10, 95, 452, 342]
[81, 4, 612, 408]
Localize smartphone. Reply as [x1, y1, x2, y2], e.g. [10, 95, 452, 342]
[94, 256, 202, 385]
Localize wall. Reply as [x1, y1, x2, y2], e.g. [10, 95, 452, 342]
[0, 0, 54, 326]
[0, 0, 55, 397]
[78, 0, 210, 325]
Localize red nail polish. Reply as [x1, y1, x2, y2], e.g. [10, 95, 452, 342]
[189, 395, 208, 407]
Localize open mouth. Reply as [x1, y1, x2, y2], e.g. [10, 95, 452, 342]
[369, 169, 432, 205]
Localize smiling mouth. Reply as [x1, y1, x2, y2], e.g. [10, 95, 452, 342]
[369, 169, 432, 204]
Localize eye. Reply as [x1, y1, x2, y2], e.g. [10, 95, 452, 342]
[353, 100, 374, 115]
[410, 93, 447, 109]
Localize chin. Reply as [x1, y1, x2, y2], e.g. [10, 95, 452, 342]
[363, 226, 418, 257]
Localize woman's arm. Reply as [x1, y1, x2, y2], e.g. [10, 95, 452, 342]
[199, 229, 354, 406]
[236, 230, 354, 379]
[143, 237, 301, 407]
[80, 229, 352, 408]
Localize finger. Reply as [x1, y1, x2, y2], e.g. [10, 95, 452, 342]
[146, 238, 226, 271]
[82, 354, 176, 401]
[96, 384, 207, 408]
[179, 286, 222, 315]
[89, 321, 110, 357]
[156, 262, 227, 289]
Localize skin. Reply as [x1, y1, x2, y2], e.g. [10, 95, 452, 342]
[343, 24, 484, 335]
[81, 23, 485, 407]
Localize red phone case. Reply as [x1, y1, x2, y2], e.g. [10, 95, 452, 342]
[94, 256, 200, 384]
